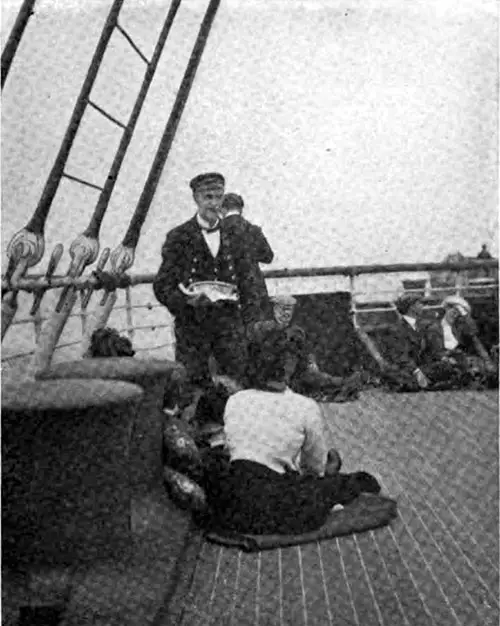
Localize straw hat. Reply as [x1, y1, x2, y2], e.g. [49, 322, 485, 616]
[442, 295, 471, 315]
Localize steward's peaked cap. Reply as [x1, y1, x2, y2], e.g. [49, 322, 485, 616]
[189, 172, 225, 191]
[222, 193, 244, 209]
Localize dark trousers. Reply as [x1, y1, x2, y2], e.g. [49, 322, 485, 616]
[383, 352, 472, 392]
[193, 384, 229, 427]
[203, 458, 379, 535]
[175, 309, 248, 399]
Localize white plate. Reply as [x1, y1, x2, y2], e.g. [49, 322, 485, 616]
[179, 281, 239, 302]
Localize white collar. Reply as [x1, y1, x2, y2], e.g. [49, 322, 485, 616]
[196, 213, 219, 231]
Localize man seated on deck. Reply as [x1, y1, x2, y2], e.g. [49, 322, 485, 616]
[381, 293, 496, 391]
[203, 326, 381, 536]
[250, 295, 362, 402]
[194, 293, 363, 435]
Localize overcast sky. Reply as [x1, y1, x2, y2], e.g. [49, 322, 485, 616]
[2, 0, 498, 274]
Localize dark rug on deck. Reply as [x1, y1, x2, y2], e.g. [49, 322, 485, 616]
[205, 493, 397, 552]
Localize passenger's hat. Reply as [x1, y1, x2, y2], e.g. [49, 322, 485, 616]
[189, 172, 225, 192]
[442, 295, 471, 315]
[222, 193, 244, 210]
[395, 293, 423, 315]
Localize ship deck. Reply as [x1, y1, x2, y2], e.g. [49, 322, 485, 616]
[3, 388, 499, 626]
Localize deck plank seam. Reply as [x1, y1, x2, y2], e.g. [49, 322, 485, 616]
[385, 523, 440, 626]
[370, 529, 416, 626]
[228, 550, 242, 626]
[171, 536, 207, 626]
[410, 462, 500, 594]
[255, 550, 261, 626]
[378, 476, 466, 626]
[336, 537, 362, 626]
[387, 469, 498, 620]
[317, 542, 334, 626]
[297, 546, 308, 626]
[353, 534, 386, 626]
[407, 444, 499, 557]
[278, 548, 284, 626]
[354, 394, 496, 544]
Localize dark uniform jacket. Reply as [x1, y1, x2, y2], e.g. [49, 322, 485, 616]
[223, 214, 274, 264]
[384, 315, 480, 373]
[222, 214, 274, 325]
[153, 215, 267, 330]
[383, 317, 443, 374]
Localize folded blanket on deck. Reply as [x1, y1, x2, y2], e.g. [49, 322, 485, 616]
[205, 493, 398, 552]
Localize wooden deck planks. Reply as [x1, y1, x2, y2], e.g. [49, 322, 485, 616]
[6, 389, 496, 626]
[170, 389, 498, 626]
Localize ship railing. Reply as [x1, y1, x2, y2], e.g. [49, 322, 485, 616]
[1, 259, 498, 379]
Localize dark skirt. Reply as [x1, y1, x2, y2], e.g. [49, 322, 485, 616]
[203, 456, 379, 536]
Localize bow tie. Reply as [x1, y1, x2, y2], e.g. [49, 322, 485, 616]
[200, 222, 220, 233]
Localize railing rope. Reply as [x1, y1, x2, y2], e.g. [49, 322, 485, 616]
[121, 0, 223, 251]
[78, 0, 183, 354]
[81, 0, 221, 348]
[1, 0, 38, 89]
[21, 0, 186, 367]
[2, 0, 126, 342]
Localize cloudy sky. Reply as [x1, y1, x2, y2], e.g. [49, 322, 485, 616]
[2, 0, 498, 275]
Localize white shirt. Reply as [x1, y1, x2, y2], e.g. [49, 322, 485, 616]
[441, 318, 459, 350]
[402, 315, 417, 331]
[196, 213, 220, 258]
[224, 387, 329, 476]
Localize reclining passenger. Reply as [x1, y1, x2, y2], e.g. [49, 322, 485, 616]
[430, 295, 497, 387]
[203, 327, 380, 536]
[382, 294, 495, 391]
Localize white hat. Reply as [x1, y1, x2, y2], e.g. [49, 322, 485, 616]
[442, 295, 471, 315]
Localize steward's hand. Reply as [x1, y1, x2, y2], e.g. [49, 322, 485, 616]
[186, 292, 212, 308]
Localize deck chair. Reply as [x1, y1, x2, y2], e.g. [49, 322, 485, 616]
[351, 301, 400, 373]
